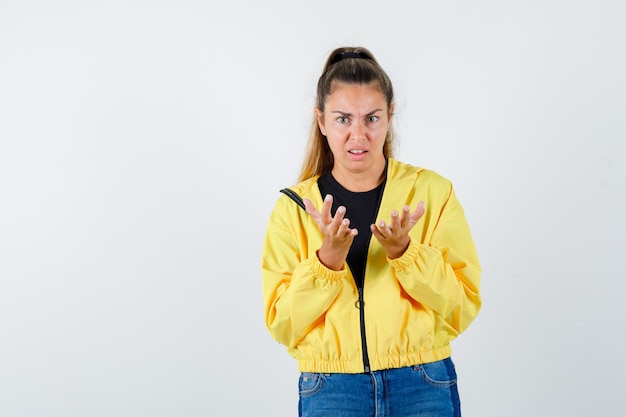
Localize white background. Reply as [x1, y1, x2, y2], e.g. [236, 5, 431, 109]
[1, 1, 625, 416]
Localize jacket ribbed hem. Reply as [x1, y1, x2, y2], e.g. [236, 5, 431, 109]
[297, 345, 452, 374]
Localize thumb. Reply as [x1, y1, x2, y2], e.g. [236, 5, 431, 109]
[303, 198, 318, 217]
[410, 201, 425, 224]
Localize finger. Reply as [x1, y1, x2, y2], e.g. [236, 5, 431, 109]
[398, 205, 411, 228]
[370, 223, 383, 239]
[325, 205, 346, 233]
[303, 198, 318, 215]
[320, 194, 334, 224]
[409, 201, 425, 225]
[334, 205, 347, 222]
[374, 219, 390, 238]
[303, 198, 322, 223]
[390, 209, 402, 231]
[336, 217, 353, 237]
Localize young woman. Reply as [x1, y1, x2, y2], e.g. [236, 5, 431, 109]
[261, 46, 481, 416]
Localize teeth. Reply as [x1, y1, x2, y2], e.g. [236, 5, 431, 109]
[349, 150, 365, 154]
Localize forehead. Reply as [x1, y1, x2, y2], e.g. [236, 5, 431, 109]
[325, 82, 387, 110]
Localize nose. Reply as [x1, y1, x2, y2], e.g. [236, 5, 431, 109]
[350, 121, 366, 140]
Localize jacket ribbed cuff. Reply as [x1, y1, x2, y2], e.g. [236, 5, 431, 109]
[312, 252, 348, 282]
[388, 239, 420, 271]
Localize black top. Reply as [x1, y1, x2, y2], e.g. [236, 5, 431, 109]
[318, 172, 385, 287]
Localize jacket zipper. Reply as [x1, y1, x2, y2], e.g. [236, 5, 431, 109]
[357, 165, 388, 374]
[356, 285, 370, 373]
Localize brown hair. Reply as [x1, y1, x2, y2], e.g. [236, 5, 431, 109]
[298, 47, 395, 181]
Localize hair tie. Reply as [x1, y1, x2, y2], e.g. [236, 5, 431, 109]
[329, 51, 368, 66]
[339, 52, 363, 59]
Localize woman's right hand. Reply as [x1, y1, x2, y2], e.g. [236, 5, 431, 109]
[304, 194, 358, 271]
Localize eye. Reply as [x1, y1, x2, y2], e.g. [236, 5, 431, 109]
[337, 116, 349, 124]
[367, 115, 379, 123]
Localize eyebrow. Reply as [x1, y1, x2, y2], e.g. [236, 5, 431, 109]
[331, 109, 384, 117]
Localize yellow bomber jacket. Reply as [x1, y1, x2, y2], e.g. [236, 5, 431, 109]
[261, 158, 481, 373]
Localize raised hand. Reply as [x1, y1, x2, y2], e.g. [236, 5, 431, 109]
[304, 194, 358, 271]
[371, 202, 425, 259]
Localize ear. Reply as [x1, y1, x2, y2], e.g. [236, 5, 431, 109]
[388, 104, 395, 122]
[315, 108, 326, 136]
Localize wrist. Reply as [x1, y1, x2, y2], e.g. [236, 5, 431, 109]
[386, 238, 410, 260]
[317, 248, 345, 271]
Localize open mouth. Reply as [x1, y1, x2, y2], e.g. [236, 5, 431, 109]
[349, 150, 367, 154]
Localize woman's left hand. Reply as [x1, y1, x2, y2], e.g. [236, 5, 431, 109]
[371, 201, 425, 259]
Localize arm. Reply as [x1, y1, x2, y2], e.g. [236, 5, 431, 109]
[261, 197, 351, 349]
[386, 186, 481, 334]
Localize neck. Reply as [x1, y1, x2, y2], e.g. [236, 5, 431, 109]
[331, 159, 387, 192]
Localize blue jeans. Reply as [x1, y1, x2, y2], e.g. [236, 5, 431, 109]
[298, 357, 461, 417]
